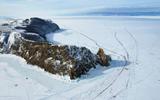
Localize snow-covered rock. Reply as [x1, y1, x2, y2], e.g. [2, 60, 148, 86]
[7, 37, 111, 79]
[0, 17, 111, 79]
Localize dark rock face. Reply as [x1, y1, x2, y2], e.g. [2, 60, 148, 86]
[1, 17, 60, 45]
[15, 17, 60, 39]
[21, 33, 46, 42]
[0, 18, 111, 79]
[2, 23, 9, 26]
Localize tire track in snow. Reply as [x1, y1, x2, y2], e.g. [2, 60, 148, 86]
[93, 33, 130, 100]
[64, 26, 130, 100]
[50, 24, 131, 100]
[124, 28, 138, 87]
[69, 30, 129, 99]
[114, 32, 130, 62]
[108, 28, 139, 100]
[125, 28, 139, 65]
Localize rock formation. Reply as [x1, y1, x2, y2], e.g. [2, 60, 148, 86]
[0, 17, 111, 79]
[15, 17, 60, 39]
[97, 48, 111, 66]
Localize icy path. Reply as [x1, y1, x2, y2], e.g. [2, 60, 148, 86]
[1, 16, 160, 100]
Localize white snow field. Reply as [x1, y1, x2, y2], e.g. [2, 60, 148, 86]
[0, 16, 160, 100]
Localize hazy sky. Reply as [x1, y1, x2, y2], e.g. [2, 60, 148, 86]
[0, 0, 160, 18]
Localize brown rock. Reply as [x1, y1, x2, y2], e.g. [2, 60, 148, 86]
[97, 48, 111, 66]
[9, 38, 99, 79]
[8, 37, 111, 79]
[0, 18, 112, 79]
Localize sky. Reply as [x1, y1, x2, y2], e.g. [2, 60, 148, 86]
[0, 0, 160, 18]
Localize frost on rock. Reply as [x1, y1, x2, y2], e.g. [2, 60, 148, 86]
[0, 17, 111, 79]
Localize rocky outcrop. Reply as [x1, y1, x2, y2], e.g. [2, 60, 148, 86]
[20, 32, 46, 42]
[10, 38, 97, 79]
[0, 18, 111, 79]
[97, 48, 111, 66]
[8, 35, 111, 79]
[15, 17, 60, 39]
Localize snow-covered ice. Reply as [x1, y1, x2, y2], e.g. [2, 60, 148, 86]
[0, 16, 160, 100]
